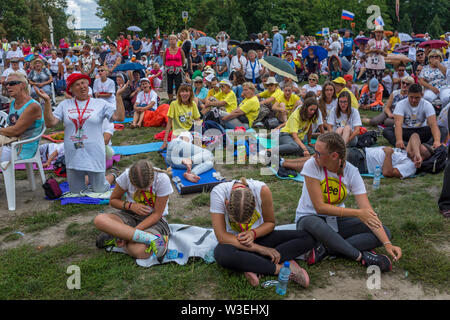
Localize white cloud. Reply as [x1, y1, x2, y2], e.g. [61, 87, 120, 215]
[66, 0, 105, 29]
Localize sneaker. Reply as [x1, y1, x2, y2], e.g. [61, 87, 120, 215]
[288, 260, 310, 288]
[306, 243, 328, 265]
[440, 209, 450, 218]
[253, 121, 264, 128]
[96, 232, 118, 249]
[244, 272, 260, 287]
[277, 166, 298, 178]
[361, 250, 392, 272]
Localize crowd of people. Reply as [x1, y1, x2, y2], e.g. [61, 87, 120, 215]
[0, 24, 449, 288]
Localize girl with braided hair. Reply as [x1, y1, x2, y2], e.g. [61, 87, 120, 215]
[210, 177, 315, 287]
[94, 160, 173, 261]
[295, 132, 402, 272]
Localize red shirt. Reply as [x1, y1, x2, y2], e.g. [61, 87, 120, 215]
[117, 39, 130, 57]
[22, 46, 31, 55]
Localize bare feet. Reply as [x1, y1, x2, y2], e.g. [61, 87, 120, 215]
[288, 260, 310, 288]
[183, 172, 200, 183]
[244, 272, 259, 287]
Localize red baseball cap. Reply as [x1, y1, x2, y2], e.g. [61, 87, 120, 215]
[66, 73, 91, 95]
[343, 74, 353, 82]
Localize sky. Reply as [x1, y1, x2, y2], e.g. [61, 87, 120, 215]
[66, 0, 106, 29]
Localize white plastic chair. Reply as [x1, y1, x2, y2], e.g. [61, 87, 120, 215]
[0, 110, 8, 128]
[1, 124, 47, 211]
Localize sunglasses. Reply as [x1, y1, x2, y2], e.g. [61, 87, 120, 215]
[308, 78, 317, 81]
[429, 55, 440, 59]
[401, 81, 411, 86]
[398, 69, 405, 72]
[5, 81, 22, 87]
[416, 53, 424, 56]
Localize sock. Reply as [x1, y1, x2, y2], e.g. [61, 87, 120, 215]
[280, 157, 285, 167]
[132, 229, 160, 245]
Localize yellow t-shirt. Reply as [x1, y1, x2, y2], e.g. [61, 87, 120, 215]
[258, 88, 283, 101]
[207, 88, 221, 98]
[281, 107, 313, 140]
[337, 88, 359, 110]
[389, 36, 400, 50]
[214, 90, 237, 113]
[239, 96, 260, 127]
[276, 93, 301, 114]
[167, 100, 201, 133]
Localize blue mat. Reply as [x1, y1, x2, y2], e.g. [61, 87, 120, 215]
[160, 151, 224, 194]
[49, 182, 111, 205]
[114, 117, 133, 124]
[361, 173, 385, 179]
[112, 142, 163, 155]
[269, 167, 304, 182]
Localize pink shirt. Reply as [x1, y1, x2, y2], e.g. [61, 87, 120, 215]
[165, 48, 182, 67]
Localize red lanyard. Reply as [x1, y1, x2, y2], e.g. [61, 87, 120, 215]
[74, 98, 90, 129]
[143, 91, 150, 105]
[324, 168, 342, 205]
[141, 187, 154, 208]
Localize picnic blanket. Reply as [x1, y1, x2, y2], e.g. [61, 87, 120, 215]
[109, 223, 303, 267]
[111, 142, 163, 155]
[47, 182, 113, 205]
[113, 117, 133, 124]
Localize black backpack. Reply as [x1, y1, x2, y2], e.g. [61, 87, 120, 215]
[417, 145, 448, 174]
[356, 131, 378, 148]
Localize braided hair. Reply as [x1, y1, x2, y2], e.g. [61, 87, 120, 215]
[128, 160, 171, 199]
[227, 178, 256, 224]
[317, 132, 347, 176]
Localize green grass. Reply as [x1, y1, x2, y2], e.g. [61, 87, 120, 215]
[0, 104, 448, 300]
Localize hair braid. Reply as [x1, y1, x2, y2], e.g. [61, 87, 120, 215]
[228, 178, 255, 223]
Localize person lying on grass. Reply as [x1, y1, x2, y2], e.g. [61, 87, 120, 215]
[94, 160, 173, 260]
[210, 177, 315, 288]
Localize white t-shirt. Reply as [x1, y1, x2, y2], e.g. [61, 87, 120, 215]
[53, 98, 116, 172]
[93, 78, 116, 106]
[218, 40, 228, 54]
[392, 71, 410, 91]
[295, 158, 367, 222]
[393, 98, 435, 128]
[327, 41, 341, 57]
[327, 107, 362, 130]
[6, 49, 24, 68]
[230, 55, 247, 73]
[116, 169, 173, 216]
[210, 180, 266, 236]
[364, 147, 416, 179]
[1, 67, 26, 79]
[48, 57, 63, 74]
[40, 142, 65, 164]
[382, 75, 393, 95]
[102, 118, 115, 146]
[302, 84, 322, 96]
[244, 59, 263, 80]
[325, 99, 337, 117]
[135, 90, 158, 110]
[311, 109, 324, 133]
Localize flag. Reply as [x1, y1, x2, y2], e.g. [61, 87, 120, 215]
[341, 10, 355, 21]
[374, 16, 385, 26]
[396, 0, 400, 22]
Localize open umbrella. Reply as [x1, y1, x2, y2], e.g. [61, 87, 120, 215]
[385, 53, 411, 66]
[228, 40, 241, 46]
[354, 37, 370, 45]
[24, 53, 46, 62]
[384, 31, 393, 37]
[240, 41, 265, 52]
[398, 33, 412, 42]
[127, 26, 142, 32]
[415, 34, 425, 38]
[393, 45, 410, 54]
[408, 38, 426, 43]
[113, 62, 146, 72]
[301, 46, 327, 62]
[260, 56, 297, 81]
[195, 36, 218, 47]
[419, 40, 447, 49]
[191, 29, 206, 38]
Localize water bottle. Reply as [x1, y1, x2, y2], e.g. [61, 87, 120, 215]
[166, 249, 183, 260]
[203, 248, 215, 264]
[373, 165, 381, 190]
[276, 261, 291, 295]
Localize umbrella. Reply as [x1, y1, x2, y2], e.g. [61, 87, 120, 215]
[127, 26, 142, 32]
[239, 41, 265, 52]
[228, 46, 237, 57]
[228, 40, 241, 46]
[398, 33, 412, 42]
[415, 34, 425, 38]
[419, 40, 447, 49]
[260, 56, 297, 81]
[384, 31, 393, 37]
[113, 62, 146, 72]
[195, 36, 218, 47]
[25, 53, 46, 62]
[393, 45, 410, 53]
[408, 38, 426, 43]
[191, 29, 206, 38]
[354, 37, 370, 45]
[249, 33, 259, 41]
[385, 53, 411, 66]
[301, 46, 327, 62]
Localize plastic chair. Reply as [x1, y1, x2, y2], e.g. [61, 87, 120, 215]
[0, 110, 8, 128]
[1, 124, 47, 211]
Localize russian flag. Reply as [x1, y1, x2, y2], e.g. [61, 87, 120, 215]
[374, 16, 385, 26]
[341, 10, 355, 21]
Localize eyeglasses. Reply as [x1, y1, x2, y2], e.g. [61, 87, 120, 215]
[398, 69, 405, 72]
[308, 78, 317, 81]
[314, 149, 329, 158]
[5, 81, 22, 87]
[429, 55, 440, 59]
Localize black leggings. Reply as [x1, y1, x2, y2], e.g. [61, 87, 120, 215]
[166, 72, 183, 95]
[383, 126, 448, 146]
[214, 230, 315, 275]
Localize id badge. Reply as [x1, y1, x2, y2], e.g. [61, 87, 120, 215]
[74, 141, 84, 149]
[371, 57, 379, 65]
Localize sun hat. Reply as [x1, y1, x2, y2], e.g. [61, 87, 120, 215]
[10, 57, 20, 63]
[374, 25, 384, 32]
[332, 77, 346, 85]
[401, 76, 414, 84]
[219, 79, 232, 88]
[66, 73, 91, 95]
[205, 74, 215, 82]
[140, 78, 150, 84]
[369, 78, 379, 93]
[265, 77, 279, 85]
[272, 26, 279, 32]
[193, 76, 203, 82]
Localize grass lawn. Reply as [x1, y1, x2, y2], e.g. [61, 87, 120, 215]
[0, 97, 449, 300]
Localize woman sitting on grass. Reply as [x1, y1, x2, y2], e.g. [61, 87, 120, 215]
[327, 91, 362, 146]
[131, 78, 158, 128]
[295, 132, 402, 272]
[210, 177, 315, 287]
[94, 160, 173, 261]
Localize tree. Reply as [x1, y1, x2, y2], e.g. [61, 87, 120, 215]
[428, 15, 443, 39]
[229, 14, 247, 41]
[205, 17, 219, 36]
[398, 13, 413, 34]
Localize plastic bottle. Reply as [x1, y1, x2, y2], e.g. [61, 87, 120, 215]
[276, 261, 291, 295]
[203, 249, 215, 264]
[166, 249, 184, 260]
[372, 165, 381, 190]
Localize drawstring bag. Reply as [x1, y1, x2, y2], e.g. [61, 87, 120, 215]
[42, 177, 62, 199]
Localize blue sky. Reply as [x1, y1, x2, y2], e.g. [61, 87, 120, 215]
[67, 0, 106, 29]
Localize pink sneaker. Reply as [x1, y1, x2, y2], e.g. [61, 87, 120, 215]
[244, 272, 260, 287]
[288, 260, 310, 288]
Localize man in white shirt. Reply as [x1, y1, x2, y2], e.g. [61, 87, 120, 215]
[382, 84, 447, 149]
[1, 58, 26, 85]
[5, 41, 24, 69]
[229, 47, 247, 77]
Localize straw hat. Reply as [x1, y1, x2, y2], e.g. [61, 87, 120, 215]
[265, 77, 279, 85]
[272, 26, 279, 32]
